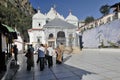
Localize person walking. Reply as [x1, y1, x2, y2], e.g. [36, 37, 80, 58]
[38, 44, 45, 71]
[59, 43, 65, 61]
[13, 45, 18, 64]
[25, 44, 34, 71]
[46, 45, 54, 68]
[55, 46, 62, 64]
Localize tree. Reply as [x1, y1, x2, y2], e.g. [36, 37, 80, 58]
[84, 16, 95, 24]
[99, 4, 110, 16]
[0, 1, 33, 42]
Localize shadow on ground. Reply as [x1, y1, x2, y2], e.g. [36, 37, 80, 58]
[13, 54, 96, 80]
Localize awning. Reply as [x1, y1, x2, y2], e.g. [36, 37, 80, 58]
[2, 24, 15, 32]
[1, 24, 18, 39]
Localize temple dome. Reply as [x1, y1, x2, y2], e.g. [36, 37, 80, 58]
[66, 12, 78, 21]
[47, 7, 64, 20]
[33, 9, 46, 19]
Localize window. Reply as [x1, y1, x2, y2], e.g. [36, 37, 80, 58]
[49, 33, 54, 39]
[57, 31, 65, 38]
[37, 36, 41, 43]
[38, 23, 41, 27]
[46, 20, 49, 24]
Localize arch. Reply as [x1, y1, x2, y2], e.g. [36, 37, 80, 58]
[56, 31, 66, 46]
[38, 23, 41, 27]
[57, 31, 65, 38]
[49, 33, 54, 39]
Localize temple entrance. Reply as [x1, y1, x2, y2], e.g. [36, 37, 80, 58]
[48, 33, 55, 48]
[56, 31, 66, 46]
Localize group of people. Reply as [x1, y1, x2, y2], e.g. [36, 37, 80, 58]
[36, 44, 54, 71]
[25, 43, 64, 71]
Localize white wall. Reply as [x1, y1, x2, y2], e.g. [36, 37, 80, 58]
[82, 19, 120, 48]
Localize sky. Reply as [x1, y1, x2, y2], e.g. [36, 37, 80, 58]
[29, 0, 120, 20]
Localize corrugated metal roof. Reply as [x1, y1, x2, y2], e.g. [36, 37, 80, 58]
[44, 18, 77, 29]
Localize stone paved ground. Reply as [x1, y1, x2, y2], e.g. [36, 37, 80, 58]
[13, 49, 120, 80]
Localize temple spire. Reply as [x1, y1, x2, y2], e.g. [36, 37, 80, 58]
[69, 9, 72, 15]
[53, 4, 58, 17]
[37, 6, 40, 13]
[53, 4, 56, 10]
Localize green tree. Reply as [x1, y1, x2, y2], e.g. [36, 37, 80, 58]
[99, 4, 110, 16]
[85, 16, 95, 24]
[0, 1, 33, 42]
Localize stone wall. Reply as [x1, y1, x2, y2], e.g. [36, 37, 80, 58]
[82, 19, 120, 48]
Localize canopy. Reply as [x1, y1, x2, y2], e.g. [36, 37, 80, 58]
[2, 24, 15, 32]
[1, 24, 18, 39]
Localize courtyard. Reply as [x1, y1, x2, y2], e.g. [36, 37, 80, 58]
[11, 48, 120, 80]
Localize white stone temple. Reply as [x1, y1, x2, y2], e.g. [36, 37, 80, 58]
[28, 7, 80, 49]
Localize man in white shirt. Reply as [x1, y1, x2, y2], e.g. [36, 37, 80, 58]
[47, 45, 54, 68]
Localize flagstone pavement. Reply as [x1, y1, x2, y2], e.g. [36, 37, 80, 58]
[13, 49, 120, 80]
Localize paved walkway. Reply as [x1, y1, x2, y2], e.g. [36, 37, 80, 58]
[13, 49, 120, 80]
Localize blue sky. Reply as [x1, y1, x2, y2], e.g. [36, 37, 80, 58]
[29, 0, 119, 20]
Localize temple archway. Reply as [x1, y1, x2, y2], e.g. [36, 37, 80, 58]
[49, 33, 54, 39]
[56, 31, 66, 46]
[48, 33, 55, 48]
